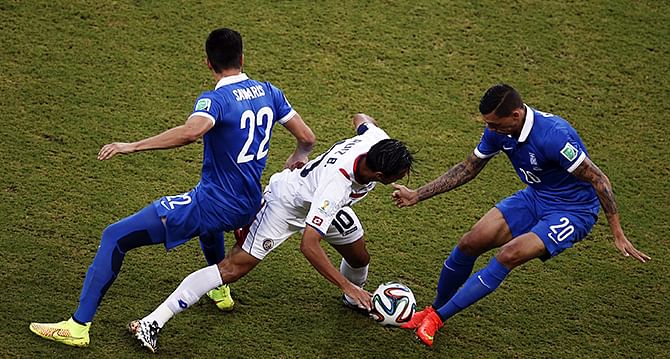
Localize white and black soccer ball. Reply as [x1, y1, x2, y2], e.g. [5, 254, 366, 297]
[369, 281, 416, 326]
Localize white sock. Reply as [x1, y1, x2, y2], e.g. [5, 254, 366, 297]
[340, 258, 368, 304]
[142, 264, 223, 327]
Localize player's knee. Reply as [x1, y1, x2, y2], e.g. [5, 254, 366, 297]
[100, 223, 121, 248]
[345, 250, 370, 268]
[458, 231, 483, 256]
[495, 245, 522, 268]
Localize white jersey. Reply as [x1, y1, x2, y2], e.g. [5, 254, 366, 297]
[267, 123, 389, 235]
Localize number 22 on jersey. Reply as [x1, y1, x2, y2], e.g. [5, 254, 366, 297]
[237, 107, 274, 163]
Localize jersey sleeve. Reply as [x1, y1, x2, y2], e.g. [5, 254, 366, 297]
[266, 83, 296, 125]
[474, 127, 501, 159]
[305, 176, 351, 236]
[356, 122, 389, 142]
[189, 92, 223, 126]
[544, 126, 588, 173]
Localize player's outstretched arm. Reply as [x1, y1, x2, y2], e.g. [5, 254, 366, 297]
[572, 157, 650, 262]
[97, 115, 213, 160]
[283, 113, 315, 170]
[300, 226, 372, 311]
[392, 153, 489, 208]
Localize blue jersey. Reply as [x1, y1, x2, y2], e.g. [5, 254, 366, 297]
[154, 73, 296, 247]
[475, 105, 599, 208]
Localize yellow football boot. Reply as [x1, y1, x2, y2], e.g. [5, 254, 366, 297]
[29, 317, 90, 347]
[207, 284, 234, 311]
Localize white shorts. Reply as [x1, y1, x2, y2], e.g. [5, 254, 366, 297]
[240, 192, 364, 260]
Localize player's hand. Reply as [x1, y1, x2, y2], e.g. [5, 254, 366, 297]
[98, 142, 135, 160]
[614, 236, 650, 263]
[285, 153, 308, 170]
[391, 183, 419, 208]
[343, 284, 372, 311]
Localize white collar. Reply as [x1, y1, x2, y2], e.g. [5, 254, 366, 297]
[517, 104, 534, 142]
[214, 73, 249, 89]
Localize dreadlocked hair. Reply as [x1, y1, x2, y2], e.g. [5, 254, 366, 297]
[366, 139, 414, 178]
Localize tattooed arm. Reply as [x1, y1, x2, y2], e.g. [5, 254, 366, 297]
[392, 153, 489, 207]
[572, 157, 650, 262]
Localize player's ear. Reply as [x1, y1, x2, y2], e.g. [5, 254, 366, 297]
[205, 58, 213, 70]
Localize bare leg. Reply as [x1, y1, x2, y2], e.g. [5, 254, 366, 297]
[140, 244, 261, 328]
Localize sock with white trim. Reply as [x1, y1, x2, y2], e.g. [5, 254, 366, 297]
[340, 258, 368, 304]
[435, 257, 510, 321]
[142, 264, 223, 327]
[433, 246, 478, 308]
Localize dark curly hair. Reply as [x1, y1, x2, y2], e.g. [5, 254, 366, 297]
[366, 139, 414, 178]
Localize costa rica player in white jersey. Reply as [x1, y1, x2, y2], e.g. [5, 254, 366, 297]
[392, 84, 650, 347]
[29, 28, 315, 348]
[128, 113, 413, 353]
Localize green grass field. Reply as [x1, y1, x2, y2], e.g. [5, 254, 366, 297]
[2, 0, 668, 357]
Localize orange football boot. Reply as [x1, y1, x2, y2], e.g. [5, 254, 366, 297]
[415, 310, 444, 347]
[400, 306, 436, 329]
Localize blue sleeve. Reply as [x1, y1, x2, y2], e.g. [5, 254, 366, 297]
[267, 83, 295, 124]
[543, 125, 587, 173]
[474, 128, 501, 158]
[191, 91, 223, 124]
[357, 123, 370, 135]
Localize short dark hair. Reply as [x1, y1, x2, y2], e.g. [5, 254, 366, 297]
[206, 28, 243, 72]
[367, 139, 414, 177]
[479, 84, 523, 117]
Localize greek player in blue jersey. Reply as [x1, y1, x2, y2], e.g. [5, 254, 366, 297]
[29, 28, 316, 348]
[392, 84, 650, 346]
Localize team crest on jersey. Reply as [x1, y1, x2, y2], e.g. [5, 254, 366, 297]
[560, 142, 578, 161]
[312, 216, 323, 226]
[262, 239, 274, 251]
[195, 98, 211, 111]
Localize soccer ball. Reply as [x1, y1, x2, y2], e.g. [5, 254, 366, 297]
[369, 281, 416, 326]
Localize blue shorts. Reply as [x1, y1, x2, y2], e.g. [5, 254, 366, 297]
[152, 187, 255, 250]
[496, 188, 599, 260]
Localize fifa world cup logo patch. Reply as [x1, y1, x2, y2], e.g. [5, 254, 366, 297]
[560, 142, 578, 161]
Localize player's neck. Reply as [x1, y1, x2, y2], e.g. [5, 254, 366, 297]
[354, 155, 374, 184]
[513, 107, 527, 138]
[213, 68, 243, 82]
